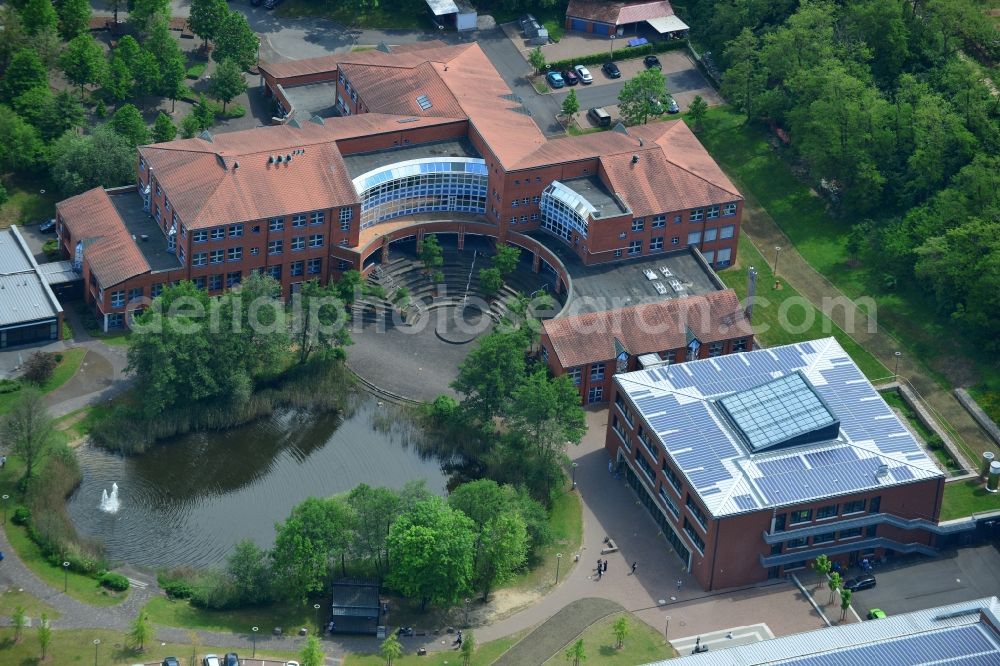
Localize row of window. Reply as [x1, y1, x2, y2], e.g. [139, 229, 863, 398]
[189, 236, 327, 266]
[780, 526, 874, 551]
[780, 498, 880, 530]
[509, 213, 541, 225]
[510, 196, 541, 207]
[188, 212, 337, 244]
[688, 225, 736, 244]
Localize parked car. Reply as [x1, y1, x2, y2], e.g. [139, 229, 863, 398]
[285, 662, 301, 666]
[223, 654, 240, 666]
[602, 62, 621, 78]
[203, 656, 220, 666]
[648, 96, 664, 115]
[867, 608, 887, 619]
[666, 95, 680, 114]
[38, 218, 56, 233]
[587, 107, 611, 127]
[546, 71, 565, 89]
[561, 69, 579, 85]
[574, 64, 593, 84]
[644, 55, 661, 69]
[162, 659, 180, 666]
[844, 574, 877, 592]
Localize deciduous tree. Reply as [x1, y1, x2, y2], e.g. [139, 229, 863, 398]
[617, 67, 667, 125]
[0, 105, 46, 172]
[492, 244, 521, 278]
[565, 638, 586, 665]
[19, 0, 57, 36]
[300, 636, 325, 666]
[561, 87, 579, 121]
[478, 266, 502, 296]
[347, 484, 401, 576]
[460, 631, 475, 665]
[110, 103, 150, 146]
[12, 606, 26, 643]
[59, 34, 106, 97]
[56, 0, 91, 40]
[188, 0, 229, 50]
[528, 46, 546, 73]
[48, 125, 134, 195]
[271, 497, 354, 603]
[210, 58, 247, 112]
[213, 10, 258, 71]
[379, 632, 402, 666]
[293, 278, 351, 364]
[613, 616, 629, 648]
[1, 387, 55, 488]
[37, 613, 51, 660]
[418, 233, 444, 272]
[152, 111, 177, 142]
[128, 0, 169, 35]
[686, 95, 708, 132]
[840, 588, 853, 620]
[127, 611, 152, 651]
[226, 539, 271, 605]
[451, 331, 528, 420]
[2, 48, 48, 102]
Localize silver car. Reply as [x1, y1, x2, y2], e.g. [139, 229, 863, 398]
[203, 656, 220, 666]
[574, 65, 593, 84]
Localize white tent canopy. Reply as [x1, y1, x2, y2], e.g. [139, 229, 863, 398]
[647, 15, 689, 33]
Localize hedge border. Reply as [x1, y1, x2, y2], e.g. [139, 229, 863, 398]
[543, 39, 688, 74]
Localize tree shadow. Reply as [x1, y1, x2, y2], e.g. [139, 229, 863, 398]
[598, 644, 618, 656]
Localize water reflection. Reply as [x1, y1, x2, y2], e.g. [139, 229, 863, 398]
[66, 397, 448, 569]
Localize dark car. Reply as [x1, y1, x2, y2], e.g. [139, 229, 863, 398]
[844, 574, 876, 592]
[561, 69, 579, 86]
[602, 62, 621, 78]
[223, 653, 240, 666]
[162, 658, 180, 666]
[666, 95, 680, 114]
[38, 218, 56, 233]
[644, 55, 661, 68]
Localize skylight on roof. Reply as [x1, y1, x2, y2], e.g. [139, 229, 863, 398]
[716, 371, 840, 453]
[416, 95, 432, 110]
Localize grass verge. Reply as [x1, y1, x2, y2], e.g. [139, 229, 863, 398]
[540, 612, 676, 665]
[0, 347, 88, 415]
[343, 629, 527, 666]
[276, 0, 427, 29]
[941, 479, 1000, 521]
[880, 390, 962, 475]
[0, 174, 59, 229]
[511, 488, 583, 591]
[143, 596, 315, 635]
[0, 588, 61, 621]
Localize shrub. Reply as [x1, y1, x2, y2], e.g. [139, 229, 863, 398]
[186, 62, 207, 79]
[100, 572, 130, 591]
[0, 378, 21, 394]
[21, 351, 58, 385]
[190, 571, 241, 609]
[163, 580, 194, 599]
[12, 506, 31, 526]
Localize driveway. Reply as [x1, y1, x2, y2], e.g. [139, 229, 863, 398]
[16, 222, 54, 263]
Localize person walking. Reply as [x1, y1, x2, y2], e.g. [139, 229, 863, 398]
[631, 561, 637, 575]
[602, 559, 608, 573]
[1, 455, 6, 469]
[676, 579, 683, 591]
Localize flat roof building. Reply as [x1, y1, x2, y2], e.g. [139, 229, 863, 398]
[0, 226, 64, 349]
[607, 337, 948, 590]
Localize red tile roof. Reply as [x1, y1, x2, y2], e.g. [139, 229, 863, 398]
[258, 41, 448, 80]
[566, 0, 675, 25]
[56, 188, 150, 288]
[542, 289, 751, 368]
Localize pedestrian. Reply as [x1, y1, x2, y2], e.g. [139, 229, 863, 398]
[608, 459, 613, 474]
[677, 579, 682, 591]
[1, 455, 5, 469]
[597, 566, 602, 580]
[597, 558, 602, 573]
[631, 561, 637, 575]
[602, 559, 608, 573]
[453, 630, 462, 646]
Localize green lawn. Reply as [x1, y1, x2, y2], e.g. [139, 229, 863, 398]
[717, 235, 889, 381]
[880, 389, 961, 474]
[0, 347, 87, 415]
[0, 627, 297, 666]
[344, 630, 526, 666]
[968, 386, 1000, 426]
[0, 588, 61, 621]
[940, 479, 1000, 521]
[511, 488, 583, 591]
[0, 174, 59, 229]
[276, 0, 428, 29]
[144, 596, 317, 635]
[693, 106, 997, 393]
[540, 612, 675, 665]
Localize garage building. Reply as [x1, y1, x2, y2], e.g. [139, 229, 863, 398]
[425, 0, 477, 31]
[565, 0, 689, 38]
[0, 226, 64, 349]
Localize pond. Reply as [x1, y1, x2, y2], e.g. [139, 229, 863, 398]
[65, 397, 447, 569]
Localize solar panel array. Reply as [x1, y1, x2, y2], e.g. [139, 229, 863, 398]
[616, 338, 942, 518]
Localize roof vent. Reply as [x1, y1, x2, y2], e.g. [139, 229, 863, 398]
[286, 154, 292, 162]
[631, 155, 640, 165]
[199, 130, 213, 142]
[287, 118, 302, 129]
[638, 137, 644, 147]
[233, 161, 240, 169]
[309, 115, 325, 125]
[268, 155, 274, 164]
[276, 155, 283, 163]
[876, 463, 889, 478]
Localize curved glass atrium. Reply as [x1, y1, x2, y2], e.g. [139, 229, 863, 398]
[540, 181, 596, 242]
[353, 157, 489, 229]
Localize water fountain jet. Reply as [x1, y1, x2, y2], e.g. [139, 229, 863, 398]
[99, 483, 120, 514]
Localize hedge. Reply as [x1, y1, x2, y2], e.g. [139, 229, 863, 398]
[186, 62, 207, 79]
[0, 378, 21, 394]
[100, 572, 131, 592]
[545, 38, 688, 73]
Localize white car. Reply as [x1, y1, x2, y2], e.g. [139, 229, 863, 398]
[285, 662, 301, 666]
[202, 656, 220, 666]
[574, 65, 593, 84]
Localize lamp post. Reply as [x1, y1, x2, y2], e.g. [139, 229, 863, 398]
[2, 494, 9, 525]
[773, 246, 782, 278]
[555, 552, 563, 584]
[314, 603, 322, 635]
[251, 626, 258, 657]
[464, 598, 471, 627]
[664, 616, 671, 640]
[571, 462, 578, 489]
[93, 638, 100, 666]
[63, 561, 70, 593]
[609, 34, 617, 60]
[894, 351, 901, 377]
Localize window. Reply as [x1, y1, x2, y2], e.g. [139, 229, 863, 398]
[652, 215, 666, 228]
[704, 228, 718, 242]
[107, 313, 124, 328]
[155, 183, 161, 197]
[291, 236, 305, 251]
[702, 251, 715, 263]
[250, 247, 259, 256]
[227, 247, 243, 262]
[531, 213, 539, 221]
[707, 205, 720, 219]
[511, 199, 519, 208]
[627, 240, 642, 256]
[587, 386, 604, 403]
[339, 239, 349, 247]
[590, 363, 605, 381]
[211, 227, 225, 241]
[708, 342, 724, 357]
[338, 260, 351, 270]
[716, 247, 732, 266]
[659, 485, 680, 517]
[636, 451, 656, 482]
[340, 211, 351, 231]
[151, 283, 164, 298]
[532, 195, 540, 203]
[127, 287, 143, 302]
[786, 537, 808, 549]
[720, 225, 735, 239]
[774, 513, 787, 532]
[632, 218, 644, 232]
[226, 271, 242, 287]
[674, 215, 682, 224]
[663, 350, 677, 362]
[663, 463, 682, 494]
[307, 257, 322, 274]
[816, 504, 839, 520]
[290, 260, 304, 277]
[229, 224, 244, 237]
[178, 247, 186, 265]
[723, 203, 738, 216]
[522, 198, 529, 205]
[308, 234, 324, 248]
[789, 509, 813, 525]
[650, 236, 664, 251]
[292, 214, 306, 227]
[540, 345, 549, 362]
[615, 393, 634, 426]
[671, 236, 680, 245]
[869, 496, 881, 513]
[251, 225, 260, 234]
[192, 276, 206, 289]
[567, 366, 582, 385]
[210, 249, 224, 264]
[266, 265, 282, 280]
[310, 211, 324, 225]
[269, 217, 284, 232]
[193, 230, 208, 243]
[611, 414, 627, 441]
[192, 252, 207, 266]
[839, 527, 863, 539]
[614, 249, 622, 257]
[843, 500, 865, 514]
[638, 426, 657, 460]
[813, 532, 836, 545]
[268, 240, 283, 255]
[509, 217, 517, 225]
[686, 495, 707, 530]
[140, 157, 145, 171]
[520, 215, 527, 223]
[733, 337, 749, 352]
[687, 231, 702, 245]
[690, 208, 704, 222]
[208, 274, 223, 290]
[683, 518, 705, 553]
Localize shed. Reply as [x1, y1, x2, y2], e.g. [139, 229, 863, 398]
[426, 0, 477, 32]
[565, 0, 689, 38]
[329, 579, 382, 635]
[0, 226, 64, 349]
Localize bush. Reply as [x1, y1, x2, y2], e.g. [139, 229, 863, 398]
[0, 378, 21, 394]
[220, 105, 246, 119]
[12, 506, 31, 526]
[186, 62, 207, 79]
[163, 579, 194, 599]
[546, 38, 688, 72]
[100, 572, 130, 591]
[21, 351, 58, 385]
[190, 571, 241, 609]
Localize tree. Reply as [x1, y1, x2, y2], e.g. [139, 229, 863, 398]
[347, 484, 401, 576]
[160, 49, 187, 113]
[152, 112, 177, 142]
[617, 67, 667, 126]
[12, 606, 26, 643]
[471, 511, 527, 601]
[528, 46, 546, 74]
[509, 370, 587, 450]
[299, 635, 325, 666]
[110, 103, 150, 146]
[2, 387, 55, 488]
[56, 0, 91, 40]
[561, 88, 579, 122]
[492, 244, 521, 278]
[0, 7, 29, 72]
[840, 588, 853, 620]
[59, 34, 106, 97]
[104, 53, 133, 102]
[1, 48, 48, 102]
[565, 638, 586, 666]
[188, 0, 229, 50]
[127, 611, 152, 651]
[385, 497, 476, 611]
[451, 331, 528, 420]
[19, 0, 57, 36]
[131, 49, 161, 99]
[460, 630, 475, 665]
[0, 106, 45, 172]
[226, 539, 271, 605]
[293, 278, 351, 364]
[379, 632, 403, 666]
[479, 267, 502, 297]
[418, 233, 444, 272]
[720, 28, 765, 119]
[271, 496, 354, 603]
[105, 0, 125, 23]
[21, 351, 57, 384]
[812, 554, 832, 578]
[37, 612, 51, 660]
[48, 125, 134, 195]
[128, 0, 169, 35]
[210, 58, 247, 112]
[686, 95, 708, 132]
[213, 10, 258, 71]
[613, 616, 629, 649]
[828, 571, 842, 604]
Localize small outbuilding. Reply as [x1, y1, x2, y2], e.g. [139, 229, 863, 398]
[426, 0, 477, 32]
[565, 0, 689, 39]
[329, 579, 382, 635]
[0, 226, 64, 349]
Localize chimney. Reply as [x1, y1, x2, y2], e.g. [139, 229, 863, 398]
[631, 155, 639, 165]
[744, 266, 758, 323]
